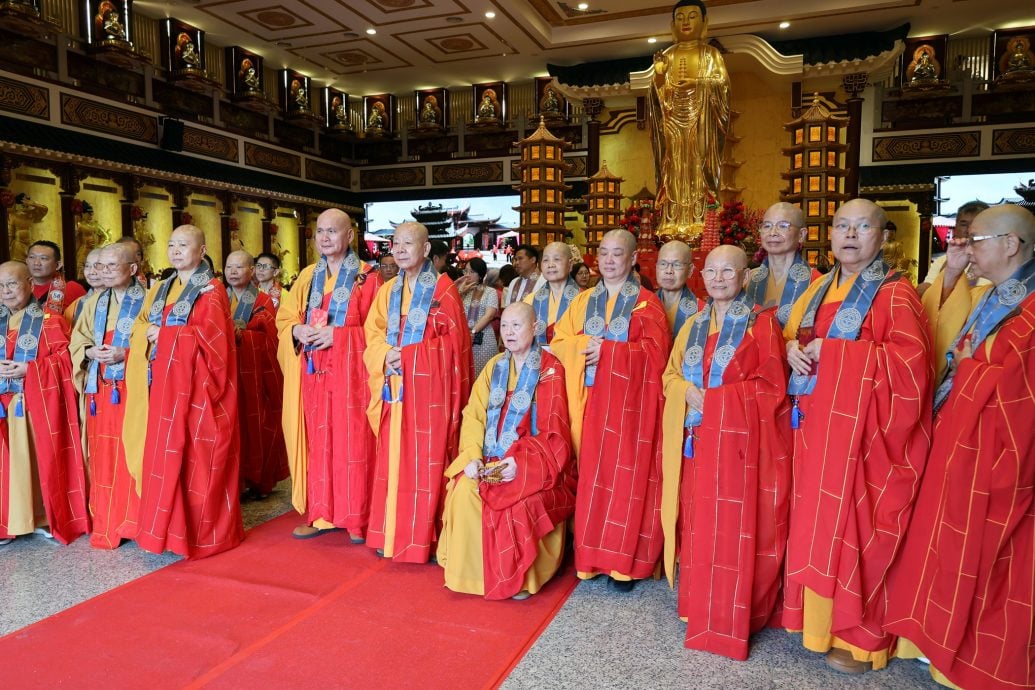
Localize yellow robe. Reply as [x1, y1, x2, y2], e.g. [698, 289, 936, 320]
[921, 270, 992, 381]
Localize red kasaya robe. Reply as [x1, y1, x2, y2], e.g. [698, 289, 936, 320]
[551, 286, 672, 579]
[125, 278, 244, 559]
[69, 291, 141, 548]
[886, 291, 1035, 690]
[782, 275, 933, 652]
[235, 290, 288, 496]
[661, 309, 791, 660]
[277, 262, 378, 532]
[443, 350, 576, 600]
[0, 313, 89, 544]
[363, 273, 473, 563]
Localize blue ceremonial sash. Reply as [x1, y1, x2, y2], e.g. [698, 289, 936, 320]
[72, 289, 94, 324]
[84, 284, 146, 414]
[787, 255, 892, 405]
[583, 276, 641, 386]
[306, 252, 362, 328]
[229, 284, 259, 330]
[533, 279, 579, 345]
[483, 345, 543, 458]
[0, 301, 46, 418]
[933, 258, 1035, 411]
[147, 266, 215, 383]
[746, 253, 813, 327]
[679, 293, 754, 457]
[382, 260, 438, 403]
[657, 286, 699, 337]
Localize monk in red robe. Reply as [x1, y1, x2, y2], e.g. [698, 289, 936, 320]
[69, 243, 145, 548]
[438, 302, 576, 600]
[278, 209, 377, 542]
[26, 240, 86, 316]
[0, 261, 88, 546]
[886, 205, 1035, 690]
[551, 228, 671, 591]
[363, 221, 472, 563]
[783, 198, 932, 673]
[225, 250, 287, 500]
[661, 245, 791, 660]
[124, 225, 243, 559]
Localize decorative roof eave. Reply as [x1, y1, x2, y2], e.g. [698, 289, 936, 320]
[548, 78, 635, 102]
[0, 140, 361, 213]
[715, 34, 804, 76]
[803, 41, 904, 79]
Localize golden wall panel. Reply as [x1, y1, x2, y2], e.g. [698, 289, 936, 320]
[186, 192, 224, 267]
[134, 186, 173, 279]
[273, 207, 300, 281]
[45, 0, 77, 37]
[7, 165, 60, 261]
[74, 175, 122, 275]
[263, 66, 278, 103]
[206, 44, 226, 88]
[397, 93, 416, 130]
[882, 200, 920, 282]
[600, 108, 654, 200]
[233, 201, 263, 258]
[727, 71, 786, 212]
[134, 13, 159, 63]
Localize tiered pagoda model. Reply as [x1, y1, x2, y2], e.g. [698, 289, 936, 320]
[582, 161, 624, 251]
[781, 94, 848, 265]
[512, 117, 571, 248]
[392, 203, 454, 238]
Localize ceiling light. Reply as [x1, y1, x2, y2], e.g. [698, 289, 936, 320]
[445, 16, 463, 23]
[647, 37, 657, 44]
[343, 31, 358, 39]
[577, 2, 589, 9]
[366, 28, 377, 35]
[779, 21, 790, 29]
[485, 11, 495, 18]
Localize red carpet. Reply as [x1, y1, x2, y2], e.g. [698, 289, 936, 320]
[0, 513, 576, 689]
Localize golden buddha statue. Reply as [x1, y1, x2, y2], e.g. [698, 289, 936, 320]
[75, 210, 110, 277]
[649, 0, 730, 240]
[540, 85, 561, 115]
[7, 193, 48, 261]
[177, 33, 200, 68]
[95, 1, 125, 41]
[240, 59, 260, 91]
[291, 79, 308, 110]
[1006, 37, 1034, 73]
[477, 89, 499, 122]
[911, 47, 939, 81]
[420, 96, 440, 124]
[367, 101, 386, 130]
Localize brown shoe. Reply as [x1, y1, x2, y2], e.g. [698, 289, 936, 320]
[825, 648, 873, 674]
[292, 524, 340, 540]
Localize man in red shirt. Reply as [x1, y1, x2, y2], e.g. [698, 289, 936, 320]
[26, 241, 85, 315]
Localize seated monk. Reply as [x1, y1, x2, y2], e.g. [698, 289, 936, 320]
[124, 225, 243, 559]
[438, 302, 575, 599]
[0, 261, 88, 546]
[661, 245, 791, 660]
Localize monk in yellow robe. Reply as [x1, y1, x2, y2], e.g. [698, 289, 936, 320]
[523, 241, 579, 346]
[552, 228, 671, 592]
[887, 205, 1035, 690]
[746, 203, 819, 327]
[655, 239, 699, 336]
[661, 246, 791, 660]
[783, 199, 932, 673]
[363, 222, 472, 563]
[438, 302, 576, 599]
[63, 247, 104, 326]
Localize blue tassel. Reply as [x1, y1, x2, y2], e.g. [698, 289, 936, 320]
[791, 398, 802, 430]
[89, 395, 97, 417]
[381, 378, 391, 402]
[14, 396, 22, 417]
[147, 365, 152, 387]
[0, 401, 5, 419]
[683, 432, 694, 459]
[307, 355, 315, 375]
[111, 385, 120, 405]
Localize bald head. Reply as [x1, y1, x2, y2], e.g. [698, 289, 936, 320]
[657, 240, 693, 292]
[503, 300, 535, 325]
[98, 244, 137, 290]
[602, 228, 637, 253]
[974, 205, 1035, 247]
[702, 245, 748, 304]
[541, 241, 573, 283]
[0, 261, 33, 311]
[966, 205, 1035, 285]
[316, 208, 352, 230]
[172, 224, 205, 245]
[226, 250, 254, 267]
[116, 236, 144, 263]
[499, 301, 537, 355]
[392, 222, 432, 274]
[395, 221, 429, 245]
[82, 247, 106, 289]
[831, 198, 887, 275]
[225, 250, 256, 289]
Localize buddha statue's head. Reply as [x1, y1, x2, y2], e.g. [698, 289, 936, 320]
[671, 0, 708, 43]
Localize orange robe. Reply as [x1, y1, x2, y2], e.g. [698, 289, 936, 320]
[363, 273, 473, 563]
[0, 312, 89, 544]
[69, 290, 141, 548]
[661, 308, 791, 660]
[125, 277, 244, 559]
[234, 290, 288, 496]
[277, 263, 378, 532]
[439, 350, 576, 599]
[782, 272, 932, 662]
[886, 290, 1035, 690]
[551, 285, 671, 579]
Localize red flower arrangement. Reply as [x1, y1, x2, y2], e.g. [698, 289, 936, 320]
[70, 199, 93, 216]
[131, 205, 147, 221]
[269, 222, 279, 236]
[228, 217, 240, 232]
[0, 190, 14, 209]
[717, 199, 761, 249]
[618, 205, 642, 234]
[181, 211, 194, 225]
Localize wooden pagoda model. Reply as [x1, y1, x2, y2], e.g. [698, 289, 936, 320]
[582, 160, 624, 249]
[512, 117, 571, 248]
[780, 94, 849, 266]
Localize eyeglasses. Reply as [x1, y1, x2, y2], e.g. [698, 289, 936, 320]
[0, 281, 23, 290]
[656, 260, 688, 271]
[701, 267, 739, 280]
[966, 233, 1024, 247]
[98, 262, 128, 272]
[760, 221, 796, 233]
[832, 221, 879, 235]
[255, 262, 277, 270]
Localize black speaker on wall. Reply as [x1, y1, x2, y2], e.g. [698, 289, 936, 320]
[160, 119, 184, 151]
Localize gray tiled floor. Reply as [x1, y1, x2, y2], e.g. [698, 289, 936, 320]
[1, 481, 939, 688]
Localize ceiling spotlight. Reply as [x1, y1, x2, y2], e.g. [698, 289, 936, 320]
[485, 11, 495, 18]
[366, 28, 377, 35]
[647, 37, 657, 44]
[578, 2, 589, 9]
[779, 21, 790, 29]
